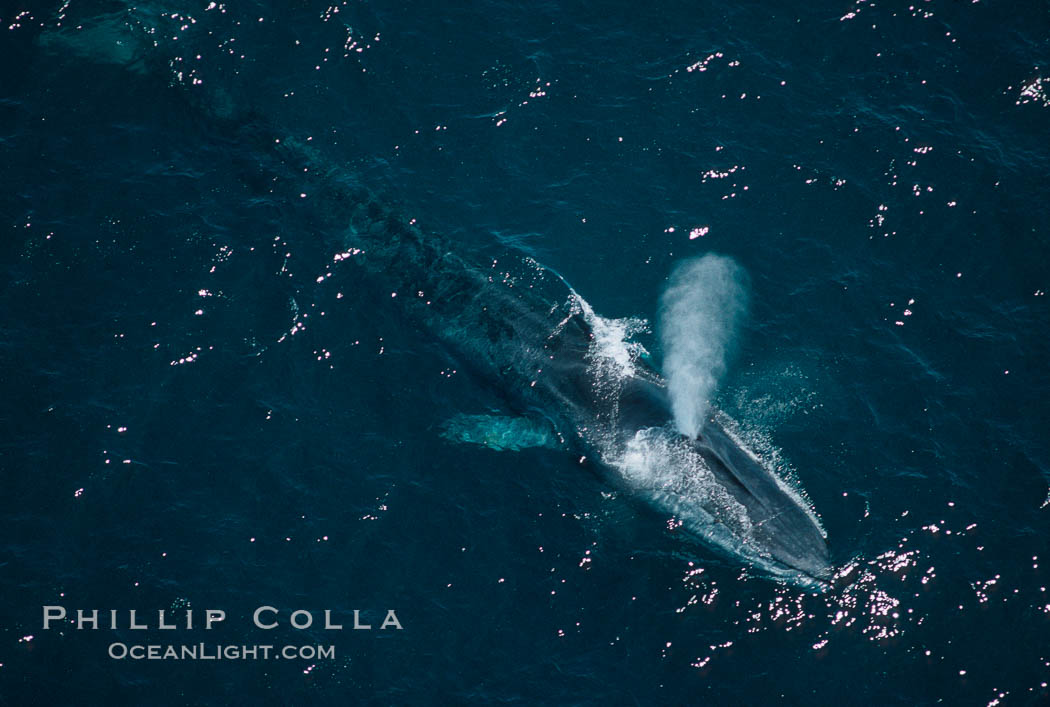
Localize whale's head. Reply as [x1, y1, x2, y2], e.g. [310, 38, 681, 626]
[610, 382, 830, 589]
[693, 420, 831, 586]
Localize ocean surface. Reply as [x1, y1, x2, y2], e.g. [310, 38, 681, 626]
[2, 0, 1049, 704]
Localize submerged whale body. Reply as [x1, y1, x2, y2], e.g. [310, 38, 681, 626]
[327, 178, 831, 588]
[36, 8, 831, 588]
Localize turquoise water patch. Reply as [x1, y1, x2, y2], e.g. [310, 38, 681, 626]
[440, 414, 560, 452]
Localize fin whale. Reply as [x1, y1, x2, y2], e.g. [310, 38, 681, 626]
[364, 240, 831, 585]
[35, 8, 831, 588]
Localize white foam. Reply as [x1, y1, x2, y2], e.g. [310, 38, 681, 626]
[575, 295, 649, 379]
[615, 427, 754, 542]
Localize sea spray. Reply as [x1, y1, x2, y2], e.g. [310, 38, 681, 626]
[659, 255, 748, 438]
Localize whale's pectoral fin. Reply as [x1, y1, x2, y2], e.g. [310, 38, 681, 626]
[439, 413, 561, 452]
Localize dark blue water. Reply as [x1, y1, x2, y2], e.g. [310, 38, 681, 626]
[2, 1, 1049, 704]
